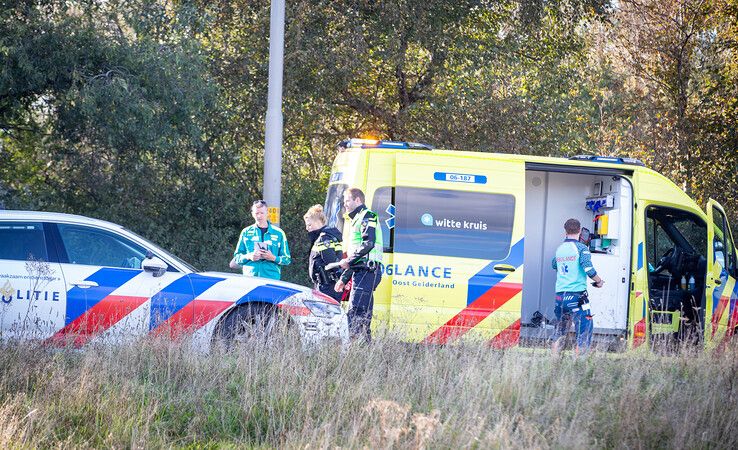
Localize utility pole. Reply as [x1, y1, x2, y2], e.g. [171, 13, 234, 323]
[263, 0, 285, 225]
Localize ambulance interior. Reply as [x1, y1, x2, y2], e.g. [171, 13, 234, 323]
[642, 206, 707, 344]
[521, 170, 633, 347]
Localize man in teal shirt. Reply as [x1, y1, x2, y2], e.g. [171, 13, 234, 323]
[232, 200, 291, 279]
[551, 218, 604, 354]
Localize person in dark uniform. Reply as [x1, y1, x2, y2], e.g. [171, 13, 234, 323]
[334, 187, 383, 341]
[303, 204, 343, 302]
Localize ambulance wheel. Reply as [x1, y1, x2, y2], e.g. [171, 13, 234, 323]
[214, 303, 292, 349]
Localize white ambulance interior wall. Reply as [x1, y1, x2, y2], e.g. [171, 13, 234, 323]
[522, 171, 633, 333]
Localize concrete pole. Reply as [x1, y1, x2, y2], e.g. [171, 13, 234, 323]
[264, 0, 285, 225]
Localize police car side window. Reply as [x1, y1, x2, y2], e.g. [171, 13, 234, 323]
[57, 224, 148, 269]
[0, 222, 48, 262]
[371, 187, 394, 252]
[394, 187, 515, 260]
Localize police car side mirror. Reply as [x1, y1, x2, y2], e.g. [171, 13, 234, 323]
[142, 256, 168, 277]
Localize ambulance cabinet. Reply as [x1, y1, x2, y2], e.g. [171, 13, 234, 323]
[588, 253, 629, 331]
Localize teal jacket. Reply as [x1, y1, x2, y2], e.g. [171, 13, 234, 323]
[233, 222, 291, 279]
[552, 238, 598, 292]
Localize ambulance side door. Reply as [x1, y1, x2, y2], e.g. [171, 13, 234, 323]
[0, 221, 67, 340]
[705, 200, 738, 344]
[390, 152, 525, 345]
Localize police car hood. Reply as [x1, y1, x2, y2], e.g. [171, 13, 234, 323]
[198, 271, 313, 295]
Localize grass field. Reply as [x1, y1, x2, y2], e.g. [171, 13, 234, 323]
[1, 335, 737, 449]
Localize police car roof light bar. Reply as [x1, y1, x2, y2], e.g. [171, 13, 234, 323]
[338, 138, 434, 150]
[569, 154, 645, 167]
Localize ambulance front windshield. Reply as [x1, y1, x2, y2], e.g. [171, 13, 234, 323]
[325, 183, 347, 232]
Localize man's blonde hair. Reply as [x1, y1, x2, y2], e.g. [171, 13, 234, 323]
[303, 204, 327, 225]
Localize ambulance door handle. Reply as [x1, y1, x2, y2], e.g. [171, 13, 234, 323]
[493, 264, 516, 273]
[71, 281, 98, 289]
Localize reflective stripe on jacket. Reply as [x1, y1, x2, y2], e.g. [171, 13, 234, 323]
[347, 206, 383, 264]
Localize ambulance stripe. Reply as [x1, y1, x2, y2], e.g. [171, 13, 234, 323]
[51, 295, 148, 346]
[725, 299, 738, 339]
[637, 242, 643, 270]
[712, 282, 727, 313]
[152, 299, 232, 339]
[149, 274, 225, 331]
[711, 283, 730, 337]
[718, 283, 738, 341]
[488, 319, 521, 349]
[423, 282, 522, 344]
[466, 239, 524, 305]
[632, 291, 646, 348]
[423, 239, 524, 344]
[65, 268, 140, 325]
[633, 318, 646, 348]
[235, 284, 300, 305]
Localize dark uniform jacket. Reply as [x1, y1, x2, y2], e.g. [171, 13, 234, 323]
[339, 204, 381, 284]
[308, 226, 343, 300]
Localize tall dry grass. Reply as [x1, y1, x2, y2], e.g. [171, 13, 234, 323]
[1, 334, 737, 449]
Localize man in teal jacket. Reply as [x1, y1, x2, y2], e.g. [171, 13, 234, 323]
[232, 200, 291, 279]
[550, 218, 604, 354]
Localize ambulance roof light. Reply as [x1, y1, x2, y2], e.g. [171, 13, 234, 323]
[338, 138, 434, 150]
[569, 155, 646, 167]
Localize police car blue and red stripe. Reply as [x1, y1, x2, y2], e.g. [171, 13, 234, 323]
[0, 211, 347, 348]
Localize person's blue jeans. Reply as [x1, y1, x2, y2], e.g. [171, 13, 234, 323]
[551, 291, 593, 352]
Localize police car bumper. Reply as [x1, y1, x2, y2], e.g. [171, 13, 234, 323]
[292, 311, 348, 347]
[282, 295, 349, 347]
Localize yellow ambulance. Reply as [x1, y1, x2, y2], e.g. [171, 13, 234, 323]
[325, 138, 738, 351]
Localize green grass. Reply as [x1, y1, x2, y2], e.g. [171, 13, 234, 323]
[1, 336, 737, 448]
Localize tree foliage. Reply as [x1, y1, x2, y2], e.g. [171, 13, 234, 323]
[1, 0, 736, 284]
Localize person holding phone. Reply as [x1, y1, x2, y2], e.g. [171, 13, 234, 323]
[231, 200, 291, 279]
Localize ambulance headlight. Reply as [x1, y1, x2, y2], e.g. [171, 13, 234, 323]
[302, 300, 342, 319]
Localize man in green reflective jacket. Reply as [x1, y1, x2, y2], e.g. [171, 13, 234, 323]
[334, 187, 383, 341]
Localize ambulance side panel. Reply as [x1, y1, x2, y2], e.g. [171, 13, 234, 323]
[389, 152, 525, 345]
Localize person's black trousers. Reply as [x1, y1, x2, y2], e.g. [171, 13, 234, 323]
[347, 268, 382, 341]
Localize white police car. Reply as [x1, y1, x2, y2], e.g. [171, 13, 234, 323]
[0, 211, 347, 348]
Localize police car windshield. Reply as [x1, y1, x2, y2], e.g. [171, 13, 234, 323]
[325, 183, 348, 232]
[123, 227, 197, 272]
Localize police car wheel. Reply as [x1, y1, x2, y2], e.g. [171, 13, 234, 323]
[215, 303, 291, 348]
